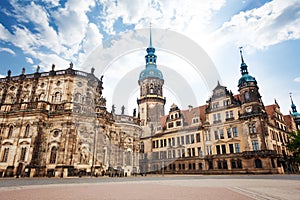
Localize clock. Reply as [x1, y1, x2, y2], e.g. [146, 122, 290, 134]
[246, 107, 252, 113]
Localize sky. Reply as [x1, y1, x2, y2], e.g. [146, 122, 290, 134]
[0, 0, 299, 115]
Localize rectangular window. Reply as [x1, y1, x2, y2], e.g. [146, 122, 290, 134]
[221, 144, 226, 154]
[186, 135, 190, 144]
[227, 128, 232, 138]
[168, 138, 171, 147]
[168, 150, 172, 158]
[232, 127, 238, 137]
[191, 148, 195, 157]
[190, 134, 195, 144]
[181, 136, 185, 145]
[205, 131, 211, 141]
[217, 113, 221, 121]
[199, 163, 203, 170]
[219, 129, 224, 139]
[177, 149, 181, 158]
[216, 145, 221, 154]
[177, 137, 180, 146]
[249, 124, 257, 134]
[252, 140, 259, 151]
[172, 138, 175, 146]
[214, 130, 219, 140]
[213, 114, 217, 121]
[230, 110, 234, 118]
[206, 146, 212, 155]
[198, 147, 202, 157]
[152, 141, 155, 148]
[229, 144, 234, 154]
[235, 143, 240, 153]
[168, 122, 174, 128]
[164, 139, 167, 147]
[196, 133, 201, 142]
[187, 148, 191, 157]
[176, 121, 181, 126]
[226, 111, 229, 119]
[2, 148, 9, 162]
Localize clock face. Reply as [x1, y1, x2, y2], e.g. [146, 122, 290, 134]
[246, 107, 252, 113]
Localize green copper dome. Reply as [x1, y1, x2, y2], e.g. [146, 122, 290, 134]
[139, 65, 163, 81]
[139, 25, 163, 82]
[238, 74, 256, 85]
[238, 48, 256, 86]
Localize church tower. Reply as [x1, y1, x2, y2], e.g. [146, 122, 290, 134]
[137, 26, 165, 135]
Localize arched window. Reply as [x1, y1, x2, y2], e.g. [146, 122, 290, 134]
[244, 91, 250, 102]
[20, 147, 27, 161]
[8, 126, 13, 138]
[140, 142, 144, 153]
[2, 148, 9, 162]
[50, 146, 57, 164]
[150, 84, 154, 94]
[24, 124, 30, 137]
[53, 92, 61, 103]
[39, 93, 45, 101]
[255, 158, 262, 168]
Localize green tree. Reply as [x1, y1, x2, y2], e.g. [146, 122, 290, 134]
[287, 130, 300, 164]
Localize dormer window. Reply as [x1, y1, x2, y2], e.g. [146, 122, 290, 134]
[192, 117, 199, 124]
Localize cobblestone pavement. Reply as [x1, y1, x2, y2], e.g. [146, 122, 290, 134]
[0, 175, 299, 200]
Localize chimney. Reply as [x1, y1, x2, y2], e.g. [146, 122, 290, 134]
[188, 105, 193, 112]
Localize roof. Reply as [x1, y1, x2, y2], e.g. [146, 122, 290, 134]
[265, 104, 276, 119]
[283, 115, 293, 130]
[158, 105, 207, 130]
[139, 65, 163, 81]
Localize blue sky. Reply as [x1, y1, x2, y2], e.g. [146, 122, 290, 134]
[0, 0, 299, 115]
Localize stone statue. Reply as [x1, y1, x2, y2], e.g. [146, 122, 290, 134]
[36, 65, 40, 73]
[133, 108, 136, 117]
[52, 64, 55, 71]
[91, 67, 95, 74]
[100, 75, 104, 81]
[69, 62, 73, 69]
[21, 68, 25, 75]
[121, 105, 125, 115]
[7, 70, 11, 77]
[111, 104, 115, 114]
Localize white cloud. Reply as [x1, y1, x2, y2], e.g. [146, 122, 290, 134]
[294, 77, 300, 83]
[211, 0, 300, 51]
[26, 57, 34, 64]
[98, 0, 226, 35]
[0, 48, 15, 55]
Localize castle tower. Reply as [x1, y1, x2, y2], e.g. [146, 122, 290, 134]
[238, 47, 264, 116]
[137, 26, 165, 135]
[237, 47, 267, 150]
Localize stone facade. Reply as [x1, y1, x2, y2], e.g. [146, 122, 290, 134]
[0, 64, 141, 177]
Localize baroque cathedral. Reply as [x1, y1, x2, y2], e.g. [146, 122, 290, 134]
[0, 29, 299, 177]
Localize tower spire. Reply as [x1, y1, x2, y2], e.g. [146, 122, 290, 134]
[290, 92, 298, 113]
[239, 46, 245, 63]
[239, 47, 248, 75]
[149, 22, 152, 47]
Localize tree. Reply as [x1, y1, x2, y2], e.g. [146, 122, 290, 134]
[287, 130, 300, 165]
